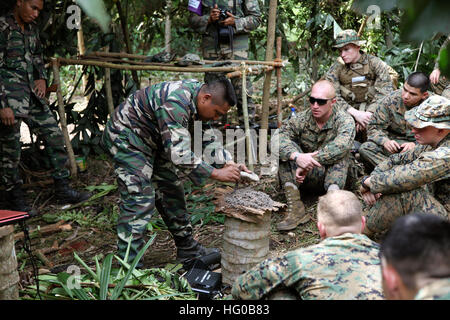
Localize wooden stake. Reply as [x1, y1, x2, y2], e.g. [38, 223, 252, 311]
[104, 47, 115, 115]
[51, 58, 78, 177]
[241, 62, 254, 171]
[276, 36, 282, 128]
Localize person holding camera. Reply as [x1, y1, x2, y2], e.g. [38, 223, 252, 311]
[188, 0, 261, 125]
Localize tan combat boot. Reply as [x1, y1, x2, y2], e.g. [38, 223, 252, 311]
[276, 182, 310, 231]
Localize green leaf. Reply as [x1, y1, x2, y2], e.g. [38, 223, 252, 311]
[99, 254, 113, 300]
[74, 252, 99, 282]
[111, 234, 157, 300]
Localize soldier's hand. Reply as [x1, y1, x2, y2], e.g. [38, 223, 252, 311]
[208, 4, 220, 24]
[295, 167, 307, 184]
[211, 165, 241, 182]
[0, 107, 15, 126]
[384, 140, 401, 154]
[353, 110, 372, 129]
[400, 142, 416, 153]
[361, 190, 378, 206]
[294, 151, 321, 171]
[430, 69, 441, 84]
[34, 79, 46, 98]
[220, 12, 235, 27]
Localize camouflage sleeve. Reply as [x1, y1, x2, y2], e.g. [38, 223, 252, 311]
[369, 56, 394, 107]
[32, 27, 47, 81]
[435, 34, 450, 70]
[315, 113, 355, 165]
[155, 97, 215, 186]
[201, 123, 233, 167]
[370, 146, 449, 194]
[231, 252, 303, 300]
[188, 10, 210, 34]
[372, 145, 424, 175]
[0, 23, 7, 109]
[324, 61, 352, 111]
[234, 0, 262, 33]
[277, 115, 305, 161]
[366, 95, 393, 146]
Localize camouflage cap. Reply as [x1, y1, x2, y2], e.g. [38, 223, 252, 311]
[405, 95, 450, 129]
[176, 53, 204, 66]
[333, 29, 366, 48]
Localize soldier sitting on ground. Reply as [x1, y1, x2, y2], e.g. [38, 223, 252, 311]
[359, 72, 431, 170]
[102, 78, 251, 266]
[380, 213, 450, 300]
[360, 95, 450, 238]
[325, 29, 395, 136]
[274, 80, 355, 231]
[231, 190, 384, 300]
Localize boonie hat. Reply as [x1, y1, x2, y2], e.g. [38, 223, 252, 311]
[333, 29, 366, 48]
[405, 95, 450, 129]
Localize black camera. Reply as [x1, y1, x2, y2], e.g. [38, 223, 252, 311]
[218, 9, 231, 21]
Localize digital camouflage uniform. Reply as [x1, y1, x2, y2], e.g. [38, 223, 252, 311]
[431, 34, 450, 99]
[188, 0, 261, 120]
[414, 278, 450, 300]
[102, 80, 231, 262]
[365, 96, 450, 235]
[359, 89, 418, 167]
[276, 107, 355, 192]
[231, 233, 384, 300]
[0, 12, 69, 191]
[325, 30, 395, 114]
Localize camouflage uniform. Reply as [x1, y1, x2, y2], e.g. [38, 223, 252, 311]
[365, 96, 450, 235]
[431, 34, 450, 99]
[325, 30, 395, 114]
[359, 89, 418, 167]
[414, 278, 450, 300]
[231, 233, 384, 300]
[0, 12, 69, 191]
[276, 107, 356, 192]
[101, 80, 231, 262]
[188, 0, 261, 120]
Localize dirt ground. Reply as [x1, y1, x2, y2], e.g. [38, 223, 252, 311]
[3, 152, 327, 295]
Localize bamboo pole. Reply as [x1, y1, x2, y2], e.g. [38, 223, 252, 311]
[276, 36, 282, 128]
[241, 62, 254, 171]
[57, 57, 276, 75]
[259, 0, 278, 165]
[85, 51, 285, 67]
[104, 47, 114, 115]
[51, 58, 77, 177]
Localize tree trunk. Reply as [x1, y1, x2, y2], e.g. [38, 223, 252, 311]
[164, 0, 172, 53]
[77, 25, 89, 100]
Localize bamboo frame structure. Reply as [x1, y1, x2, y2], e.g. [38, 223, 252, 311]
[51, 52, 286, 175]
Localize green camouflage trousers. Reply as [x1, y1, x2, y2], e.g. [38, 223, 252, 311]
[101, 123, 193, 263]
[365, 187, 449, 235]
[431, 76, 450, 99]
[359, 139, 412, 168]
[278, 155, 351, 193]
[0, 97, 69, 191]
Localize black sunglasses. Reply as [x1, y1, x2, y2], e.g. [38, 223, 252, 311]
[309, 96, 335, 106]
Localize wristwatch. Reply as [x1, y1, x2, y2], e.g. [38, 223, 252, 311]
[361, 175, 370, 191]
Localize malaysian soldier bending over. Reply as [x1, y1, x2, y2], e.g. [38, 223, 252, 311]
[380, 213, 450, 300]
[188, 0, 261, 124]
[359, 72, 430, 169]
[275, 80, 355, 231]
[360, 95, 450, 237]
[325, 29, 395, 135]
[0, 0, 90, 215]
[231, 190, 384, 300]
[102, 79, 250, 265]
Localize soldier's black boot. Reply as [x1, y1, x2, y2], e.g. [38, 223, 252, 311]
[5, 185, 38, 216]
[53, 178, 91, 204]
[174, 235, 220, 268]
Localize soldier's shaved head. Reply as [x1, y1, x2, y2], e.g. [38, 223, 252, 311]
[317, 190, 365, 238]
[312, 80, 336, 99]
